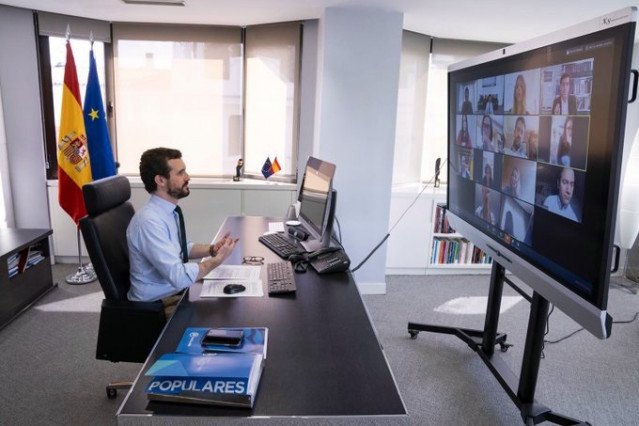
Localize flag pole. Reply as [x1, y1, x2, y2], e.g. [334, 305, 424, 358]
[65, 227, 97, 284]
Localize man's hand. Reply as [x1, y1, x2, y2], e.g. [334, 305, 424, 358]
[214, 234, 239, 263]
[196, 234, 240, 281]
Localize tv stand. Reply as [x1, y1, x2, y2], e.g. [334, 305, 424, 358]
[408, 262, 591, 425]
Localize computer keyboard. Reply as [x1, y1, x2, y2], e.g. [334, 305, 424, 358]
[259, 232, 300, 258]
[267, 261, 297, 295]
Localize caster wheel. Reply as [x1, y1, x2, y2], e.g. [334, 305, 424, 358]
[107, 387, 117, 399]
[408, 330, 419, 340]
[499, 343, 512, 352]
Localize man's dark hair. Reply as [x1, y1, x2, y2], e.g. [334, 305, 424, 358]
[139, 147, 182, 193]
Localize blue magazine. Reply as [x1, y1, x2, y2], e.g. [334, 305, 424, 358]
[175, 327, 268, 359]
[145, 352, 263, 408]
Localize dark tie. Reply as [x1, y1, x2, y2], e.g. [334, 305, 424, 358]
[174, 206, 188, 263]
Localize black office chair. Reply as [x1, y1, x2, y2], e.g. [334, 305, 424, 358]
[80, 175, 167, 398]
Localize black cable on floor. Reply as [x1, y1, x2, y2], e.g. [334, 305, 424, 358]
[544, 310, 639, 346]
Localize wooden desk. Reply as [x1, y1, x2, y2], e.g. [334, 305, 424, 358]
[117, 216, 406, 423]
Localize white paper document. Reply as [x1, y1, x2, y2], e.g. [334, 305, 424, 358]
[200, 280, 264, 298]
[268, 222, 285, 233]
[201, 265, 264, 298]
[203, 265, 261, 281]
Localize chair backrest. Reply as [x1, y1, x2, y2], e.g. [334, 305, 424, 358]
[80, 175, 135, 301]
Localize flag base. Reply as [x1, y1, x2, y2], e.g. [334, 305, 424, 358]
[65, 263, 97, 285]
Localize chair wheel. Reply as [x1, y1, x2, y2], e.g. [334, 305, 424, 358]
[107, 387, 117, 399]
[409, 330, 419, 339]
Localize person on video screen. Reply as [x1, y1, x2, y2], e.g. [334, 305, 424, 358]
[508, 74, 529, 115]
[475, 186, 496, 225]
[484, 94, 494, 114]
[502, 167, 520, 198]
[503, 211, 514, 235]
[504, 117, 527, 158]
[558, 116, 573, 166]
[461, 87, 473, 114]
[460, 155, 471, 179]
[552, 73, 577, 115]
[456, 114, 472, 147]
[543, 167, 578, 221]
[481, 115, 496, 151]
[482, 164, 493, 187]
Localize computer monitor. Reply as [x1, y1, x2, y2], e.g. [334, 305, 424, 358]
[297, 156, 337, 252]
[446, 7, 636, 339]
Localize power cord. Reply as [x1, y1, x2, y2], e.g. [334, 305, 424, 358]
[543, 304, 639, 352]
[351, 159, 448, 273]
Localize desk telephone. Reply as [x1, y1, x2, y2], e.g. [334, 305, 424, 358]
[307, 246, 351, 274]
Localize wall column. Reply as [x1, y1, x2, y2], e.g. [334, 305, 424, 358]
[314, 6, 403, 293]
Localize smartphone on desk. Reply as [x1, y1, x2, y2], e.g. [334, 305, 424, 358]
[308, 247, 351, 274]
[201, 328, 244, 347]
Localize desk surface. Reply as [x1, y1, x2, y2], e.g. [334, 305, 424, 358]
[117, 216, 406, 421]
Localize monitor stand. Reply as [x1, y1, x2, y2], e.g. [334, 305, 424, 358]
[300, 238, 323, 253]
[407, 262, 590, 425]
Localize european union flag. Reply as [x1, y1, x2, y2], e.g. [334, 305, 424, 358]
[84, 48, 116, 180]
[261, 157, 274, 179]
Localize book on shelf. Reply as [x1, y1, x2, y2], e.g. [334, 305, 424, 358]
[431, 236, 491, 265]
[145, 327, 268, 408]
[145, 352, 264, 408]
[434, 205, 456, 234]
[7, 246, 45, 277]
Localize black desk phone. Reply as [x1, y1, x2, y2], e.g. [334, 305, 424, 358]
[308, 246, 351, 274]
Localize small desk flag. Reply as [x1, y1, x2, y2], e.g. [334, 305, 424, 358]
[57, 41, 92, 226]
[84, 47, 116, 180]
[261, 156, 281, 179]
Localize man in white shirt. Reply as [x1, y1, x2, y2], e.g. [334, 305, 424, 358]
[543, 167, 579, 222]
[552, 73, 577, 115]
[504, 117, 527, 158]
[127, 147, 239, 316]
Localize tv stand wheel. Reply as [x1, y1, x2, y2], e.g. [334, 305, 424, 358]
[408, 330, 419, 339]
[499, 342, 513, 352]
[106, 387, 117, 399]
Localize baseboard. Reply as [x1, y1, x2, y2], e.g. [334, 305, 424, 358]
[356, 281, 386, 295]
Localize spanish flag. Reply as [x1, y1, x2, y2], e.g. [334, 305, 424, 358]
[57, 41, 92, 225]
[270, 157, 281, 174]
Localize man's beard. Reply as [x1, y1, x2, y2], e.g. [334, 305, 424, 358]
[168, 182, 190, 199]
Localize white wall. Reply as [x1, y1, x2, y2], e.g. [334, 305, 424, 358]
[314, 6, 403, 294]
[0, 5, 50, 229]
[48, 179, 296, 262]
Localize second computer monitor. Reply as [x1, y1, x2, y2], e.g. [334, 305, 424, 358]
[298, 156, 336, 252]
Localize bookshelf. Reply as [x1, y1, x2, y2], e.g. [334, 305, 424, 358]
[386, 186, 491, 275]
[431, 204, 492, 269]
[0, 229, 55, 330]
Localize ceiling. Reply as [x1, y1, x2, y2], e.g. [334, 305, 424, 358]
[2, 0, 639, 43]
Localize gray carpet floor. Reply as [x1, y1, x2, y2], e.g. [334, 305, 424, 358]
[1, 264, 638, 425]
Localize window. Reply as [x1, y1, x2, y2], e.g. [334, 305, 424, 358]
[112, 24, 243, 177]
[48, 38, 106, 144]
[39, 16, 301, 182]
[391, 34, 508, 186]
[392, 31, 430, 185]
[422, 38, 508, 184]
[112, 22, 300, 179]
[37, 12, 111, 180]
[244, 23, 300, 178]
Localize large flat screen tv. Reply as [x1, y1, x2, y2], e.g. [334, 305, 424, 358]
[447, 7, 636, 339]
